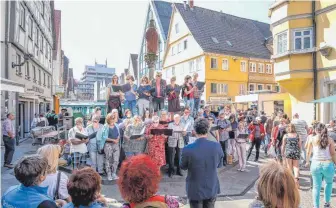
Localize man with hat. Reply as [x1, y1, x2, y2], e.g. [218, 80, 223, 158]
[150, 71, 167, 116]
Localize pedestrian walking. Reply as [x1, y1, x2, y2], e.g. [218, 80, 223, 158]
[247, 117, 265, 162]
[181, 118, 224, 208]
[264, 113, 276, 154]
[97, 113, 120, 181]
[281, 124, 301, 187]
[291, 113, 308, 164]
[86, 115, 105, 176]
[306, 123, 336, 208]
[2, 113, 16, 169]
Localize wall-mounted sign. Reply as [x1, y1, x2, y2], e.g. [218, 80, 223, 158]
[27, 86, 44, 94]
[55, 85, 64, 93]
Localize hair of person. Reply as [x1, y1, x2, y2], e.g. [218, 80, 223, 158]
[286, 123, 296, 134]
[160, 110, 167, 116]
[282, 114, 288, 119]
[170, 76, 176, 82]
[94, 107, 101, 112]
[105, 113, 116, 125]
[141, 76, 149, 84]
[67, 167, 101, 207]
[257, 160, 300, 208]
[126, 75, 135, 81]
[14, 154, 48, 187]
[152, 115, 160, 123]
[184, 106, 190, 111]
[184, 75, 191, 84]
[315, 123, 329, 149]
[173, 114, 180, 119]
[39, 113, 44, 117]
[132, 115, 143, 125]
[124, 109, 131, 116]
[194, 118, 210, 135]
[112, 74, 119, 84]
[117, 154, 161, 204]
[219, 112, 225, 116]
[91, 114, 100, 122]
[75, 117, 83, 125]
[111, 109, 119, 114]
[36, 144, 62, 174]
[6, 113, 12, 118]
[193, 72, 198, 78]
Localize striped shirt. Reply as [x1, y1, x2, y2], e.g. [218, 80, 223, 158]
[291, 119, 308, 138]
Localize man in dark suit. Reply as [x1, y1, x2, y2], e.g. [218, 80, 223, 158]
[181, 118, 224, 208]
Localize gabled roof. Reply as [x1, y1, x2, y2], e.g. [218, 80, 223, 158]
[129, 54, 138, 79]
[174, 3, 272, 59]
[152, 0, 172, 39]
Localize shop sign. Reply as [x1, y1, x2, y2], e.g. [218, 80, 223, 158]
[27, 86, 44, 94]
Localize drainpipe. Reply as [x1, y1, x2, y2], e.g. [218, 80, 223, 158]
[312, 1, 317, 120]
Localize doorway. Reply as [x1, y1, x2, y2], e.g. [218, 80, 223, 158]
[18, 102, 25, 139]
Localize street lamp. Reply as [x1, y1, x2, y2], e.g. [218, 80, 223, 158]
[12, 53, 34, 68]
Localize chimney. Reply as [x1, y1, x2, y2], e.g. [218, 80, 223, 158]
[183, 1, 187, 10]
[188, 0, 194, 9]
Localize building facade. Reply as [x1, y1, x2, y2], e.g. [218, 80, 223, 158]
[76, 81, 94, 100]
[163, 2, 274, 103]
[52, 9, 63, 97]
[1, 1, 54, 138]
[269, 0, 336, 123]
[138, 0, 172, 83]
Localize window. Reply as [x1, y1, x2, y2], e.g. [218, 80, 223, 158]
[277, 31, 287, 54]
[40, 36, 44, 53]
[171, 46, 175, 55]
[249, 83, 255, 92]
[16, 54, 22, 75]
[43, 72, 46, 86]
[257, 84, 263, 91]
[25, 63, 30, 79]
[222, 59, 229, 70]
[275, 85, 280, 92]
[218, 84, 228, 94]
[175, 23, 179, 34]
[258, 63, 264, 73]
[240, 61, 246, 72]
[210, 58, 217, 69]
[189, 61, 194, 73]
[172, 66, 175, 76]
[28, 17, 33, 38]
[35, 27, 39, 46]
[41, 1, 45, 17]
[293, 28, 312, 50]
[266, 84, 272, 91]
[19, 4, 25, 30]
[239, 84, 245, 95]
[266, 64, 272, 74]
[33, 66, 36, 82]
[38, 69, 41, 85]
[47, 76, 50, 88]
[249, 62, 256, 72]
[196, 58, 201, 71]
[211, 83, 217, 94]
[184, 40, 187, 50]
[211, 37, 219, 43]
[177, 43, 181, 53]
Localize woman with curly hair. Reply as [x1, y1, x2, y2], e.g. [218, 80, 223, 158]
[118, 154, 179, 208]
[249, 161, 300, 208]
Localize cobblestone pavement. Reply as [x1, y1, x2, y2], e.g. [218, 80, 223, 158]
[1, 139, 336, 208]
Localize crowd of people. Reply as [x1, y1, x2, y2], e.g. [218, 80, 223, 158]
[2, 71, 336, 208]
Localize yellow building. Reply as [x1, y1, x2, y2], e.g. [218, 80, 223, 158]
[269, 0, 336, 123]
[163, 2, 275, 103]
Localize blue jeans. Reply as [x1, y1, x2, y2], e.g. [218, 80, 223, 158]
[124, 100, 137, 115]
[310, 161, 335, 207]
[125, 152, 140, 158]
[193, 98, 200, 117]
[184, 98, 194, 115]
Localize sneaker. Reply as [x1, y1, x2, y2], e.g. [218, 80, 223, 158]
[112, 173, 119, 180]
[107, 174, 113, 181]
[4, 164, 14, 169]
[324, 203, 330, 207]
[240, 168, 246, 172]
[237, 168, 241, 171]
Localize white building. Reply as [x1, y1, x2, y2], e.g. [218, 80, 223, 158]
[1, 1, 54, 138]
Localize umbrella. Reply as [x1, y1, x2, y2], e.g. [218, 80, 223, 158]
[310, 94, 336, 103]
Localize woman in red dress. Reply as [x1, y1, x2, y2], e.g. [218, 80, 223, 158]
[145, 116, 167, 168]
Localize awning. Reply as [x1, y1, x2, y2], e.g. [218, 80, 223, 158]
[0, 78, 25, 93]
[310, 94, 336, 103]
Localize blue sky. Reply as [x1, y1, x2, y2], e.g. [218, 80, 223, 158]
[55, 0, 273, 80]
